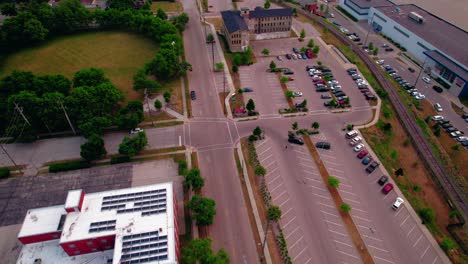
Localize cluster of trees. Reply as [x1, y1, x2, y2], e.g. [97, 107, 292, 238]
[118, 131, 148, 157]
[181, 238, 229, 264]
[0, 0, 189, 52]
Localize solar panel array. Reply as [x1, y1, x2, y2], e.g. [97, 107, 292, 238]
[100, 188, 167, 217]
[120, 231, 168, 264]
[89, 220, 117, 233]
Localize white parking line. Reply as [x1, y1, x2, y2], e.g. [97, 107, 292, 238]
[314, 193, 331, 200]
[407, 225, 416, 237]
[293, 149, 308, 155]
[270, 183, 283, 193]
[431, 257, 439, 264]
[328, 229, 347, 236]
[318, 202, 335, 209]
[269, 174, 282, 184]
[365, 235, 383, 242]
[352, 207, 367, 213]
[308, 184, 326, 191]
[394, 207, 405, 217]
[323, 160, 342, 166]
[334, 239, 353, 247]
[341, 183, 353, 188]
[353, 215, 371, 222]
[297, 155, 313, 161]
[328, 168, 344, 173]
[274, 190, 287, 201]
[320, 154, 336, 159]
[303, 169, 319, 176]
[367, 245, 389, 253]
[340, 190, 358, 196]
[305, 177, 322, 183]
[283, 207, 293, 217]
[373, 256, 395, 264]
[400, 215, 410, 227]
[420, 244, 430, 259]
[286, 226, 301, 239]
[344, 197, 361, 204]
[336, 250, 359, 259]
[260, 154, 273, 163]
[300, 163, 316, 169]
[293, 246, 307, 261]
[321, 210, 339, 217]
[283, 216, 296, 229]
[256, 139, 269, 148]
[413, 234, 423, 247]
[289, 236, 303, 249]
[325, 220, 343, 227]
[280, 198, 290, 207]
[304, 258, 312, 264]
[266, 166, 279, 176]
[258, 146, 272, 156]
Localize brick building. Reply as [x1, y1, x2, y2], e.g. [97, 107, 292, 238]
[221, 6, 293, 52]
[16, 182, 179, 264]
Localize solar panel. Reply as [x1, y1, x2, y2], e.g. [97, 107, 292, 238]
[116, 204, 166, 215]
[123, 231, 158, 241]
[141, 209, 167, 216]
[122, 235, 168, 246]
[133, 197, 166, 207]
[120, 254, 168, 264]
[102, 193, 166, 206]
[102, 189, 166, 201]
[101, 204, 126, 211]
[122, 242, 167, 253]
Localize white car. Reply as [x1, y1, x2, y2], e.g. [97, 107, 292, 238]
[130, 128, 144, 134]
[450, 131, 464, 138]
[340, 27, 349, 34]
[392, 197, 404, 210]
[349, 136, 362, 146]
[376, 60, 384, 65]
[431, 115, 444, 121]
[456, 136, 468, 142]
[354, 143, 365, 152]
[422, 76, 431, 83]
[434, 103, 443, 112]
[414, 93, 426, 100]
[330, 12, 335, 18]
[292, 53, 297, 60]
[293, 91, 303, 97]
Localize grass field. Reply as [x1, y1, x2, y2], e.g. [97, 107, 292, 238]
[0, 31, 159, 102]
[151, 1, 183, 13]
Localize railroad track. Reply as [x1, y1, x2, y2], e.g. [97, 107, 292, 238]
[306, 13, 468, 218]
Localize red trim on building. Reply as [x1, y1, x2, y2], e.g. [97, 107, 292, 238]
[19, 231, 62, 244]
[65, 207, 75, 213]
[60, 234, 116, 256]
[78, 191, 85, 212]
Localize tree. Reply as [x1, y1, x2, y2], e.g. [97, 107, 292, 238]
[280, 76, 289, 83]
[54, 0, 90, 32]
[300, 47, 307, 53]
[133, 69, 162, 92]
[317, 61, 322, 66]
[300, 29, 306, 39]
[313, 45, 320, 55]
[172, 12, 189, 32]
[78, 117, 112, 138]
[215, 62, 224, 71]
[285, 90, 294, 98]
[188, 195, 216, 226]
[116, 101, 144, 130]
[246, 98, 256, 112]
[253, 126, 262, 138]
[292, 122, 298, 130]
[264, 0, 271, 9]
[154, 99, 162, 111]
[232, 65, 239, 73]
[267, 205, 282, 221]
[156, 8, 168, 20]
[307, 39, 314, 48]
[185, 168, 205, 191]
[73, 68, 109, 87]
[328, 176, 340, 188]
[269, 60, 276, 70]
[146, 48, 179, 80]
[325, 5, 330, 14]
[255, 165, 266, 176]
[206, 33, 214, 43]
[418, 207, 435, 224]
[0, 3, 17, 16]
[180, 238, 229, 264]
[261, 48, 270, 55]
[108, 0, 134, 10]
[233, 54, 242, 66]
[80, 134, 106, 161]
[163, 91, 171, 103]
[340, 203, 351, 213]
[369, 42, 374, 50]
[118, 131, 148, 157]
[320, 3, 324, 12]
[312, 122, 320, 130]
[440, 238, 455, 253]
[373, 48, 379, 56]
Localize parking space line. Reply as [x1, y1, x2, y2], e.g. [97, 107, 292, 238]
[344, 197, 361, 204]
[341, 183, 353, 188]
[399, 215, 410, 227]
[280, 198, 290, 207]
[305, 177, 322, 183]
[413, 234, 423, 247]
[321, 210, 339, 217]
[300, 163, 317, 169]
[283, 216, 296, 229]
[431, 257, 439, 264]
[325, 220, 343, 227]
[323, 160, 342, 166]
[394, 207, 405, 217]
[266, 166, 279, 176]
[382, 194, 391, 200]
[352, 207, 367, 213]
[293, 246, 307, 261]
[256, 139, 269, 148]
[336, 250, 359, 259]
[319, 154, 336, 159]
[340, 190, 358, 196]
[420, 244, 430, 259]
[353, 215, 371, 222]
[265, 160, 276, 168]
[318, 202, 335, 209]
[308, 184, 327, 192]
[366, 235, 383, 242]
[328, 168, 344, 173]
[314, 193, 331, 200]
[328, 229, 347, 236]
[303, 169, 319, 176]
[269, 174, 282, 184]
[258, 146, 272, 156]
[270, 183, 283, 193]
[293, 149, 308, 155]
[283, 207, 293, 217]
[367, 245, 389, 253]
[297, 156, 313, 161]
[260, 154, 273, 163]
[289, 236, 303, 250]
[304, 257, 312, 264]
[274, 190, 287, 201]
[286, 226, 301, 239]
[334, 239, 353, 247]
[357, 224, 369, 230]
[373, 256, 395, 264]
[407, 225, 416, 237]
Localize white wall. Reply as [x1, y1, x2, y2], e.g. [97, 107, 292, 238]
[338, 0, 370, 20]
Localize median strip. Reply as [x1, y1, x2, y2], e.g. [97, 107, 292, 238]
[302, 136, 375, 264]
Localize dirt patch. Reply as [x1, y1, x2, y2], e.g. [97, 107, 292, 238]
[451, 102, 465, 117]
[205, 17, 223, 31]
[303, 136, 374, 264]
[277, 73, 294, 109]
[144, 111, 177, 122]
[161, 78, 184, 114]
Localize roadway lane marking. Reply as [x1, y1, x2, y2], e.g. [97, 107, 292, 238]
[279, 198, 290, 207]
[336, 250, 359, 259]
[289, 236, 303, 250]
[188, 122, 192, 146]
[321, 210, 339, 217]
[352, 215, 370, 222]
[283, 216, 296, 229]
[318, 202, 335, 209]
[367, 245, 389, 253]
[293, 246, 308, 261]
[400, 215, 410, 227]
[328, 229, 347, 236]
[382, 194, 391, 200]
[420, 244, 430, 259]
[258, 147, 272, 156]
[233, 122, 240, 142]
[325, 220, 343, 227]
[373, 256, 395, 264]
[286, 226, 301, 239]
[314, 193, 331, 200]
[413, 234, 423, 247]
[334, 239, 353, 247]
[226, 122, 233, 144]
[293, 149, 308, 155]
[407, 225, 416, 237]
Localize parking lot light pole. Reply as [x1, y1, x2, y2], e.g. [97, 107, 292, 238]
[363, 12, 376, 47]
[413, 56, 428, 88]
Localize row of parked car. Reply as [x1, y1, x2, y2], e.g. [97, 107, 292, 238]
[345, 130, 404, 209]
[284, 47, 315, 60]
[346, 68, 375, 100]
[376, 61, 426, 100]
[431, 115, 467, 147]
[307, 65, 349, 106]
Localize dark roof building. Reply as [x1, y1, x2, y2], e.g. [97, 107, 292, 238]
[221, 10, 248, 33]
[248, 6, 293, 19]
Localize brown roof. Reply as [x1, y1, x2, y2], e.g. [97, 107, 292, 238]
[375, 4, 468, 67]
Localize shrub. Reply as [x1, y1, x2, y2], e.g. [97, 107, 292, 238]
[340, 203, 351, 213]
[328, 176, 340, 188]
[0, 168, 10, 179]
[255, 165, 266, 176]
[248, 134, 258, 142]
[440, 237, 455, 253]
[110, 155, 131, 164]
[418, 207, 435, 224]
[178, 160, 188, 175]
[49, 161, 91, 173]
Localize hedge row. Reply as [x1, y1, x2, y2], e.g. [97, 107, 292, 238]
[336, 5, 358, 22]
[110, 155, 131, 164]
[49, 161, 91, 173]
[0, 168, 10, 179]
[380, 34, 407, 51]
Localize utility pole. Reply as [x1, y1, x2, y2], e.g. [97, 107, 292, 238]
[144, 88, 154, 126]
[14, 103, 31, 126]
[0, 144, 22, 173]
[223, 70, 226, 114]
[363, 12, 376, 47]
[212, 40, 215, 70]
[57, 99, 76, 135]
[413, 57, 428, 88]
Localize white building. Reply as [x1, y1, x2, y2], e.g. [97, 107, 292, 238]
[16, 182, 179, 264]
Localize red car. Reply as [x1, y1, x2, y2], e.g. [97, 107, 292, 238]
[357, 150, 368, 159]
[381, 183, 394, 194]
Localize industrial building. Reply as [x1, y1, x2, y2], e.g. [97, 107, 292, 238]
[16, 182, 179, 264]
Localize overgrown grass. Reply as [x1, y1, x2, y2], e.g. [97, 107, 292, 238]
[151, 1, 183, 13]
[0, 31, 159, 102]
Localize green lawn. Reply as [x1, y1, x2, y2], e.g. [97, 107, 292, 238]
[0, 31, 159, 101]
[151, 1, 183, 13]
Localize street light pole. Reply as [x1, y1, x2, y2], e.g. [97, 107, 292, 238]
[413, 56, 428, 88]
[363, 12, 376, 47]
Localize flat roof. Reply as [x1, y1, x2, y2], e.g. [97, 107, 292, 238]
[18, 205, 66, 238]
[374, 4, 468, 67]
[16, 239, 113, 264]
[64, 190, 82, 209]
[347, 0, 394, 9]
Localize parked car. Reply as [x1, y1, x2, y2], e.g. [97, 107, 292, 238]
[357, 150, 368, 159]
[376, 60, 384, 65]
[286, 54, 291, 60]
[332, 21, 341, 27]
[292, 47, 299, 53]
[190, 90, 197, 100]
[292, 91, 303, 97]
[381, 183, 394, 194]
[348, 136, 362, 146]
[377, 175, 388, 186]
[422, 76, 431, 83]
[381, 43, 389, 48]
[457, 136, 468, 142]
[445, 127, 458, 133]
[277, 56, 282, 61]
[316, 142, 331, 149]
[441, 123, 452, 129]
[354, 143, 365, 152]
[437, 119, 450, 125]
[284, 69, 294, 75]
[434, 103, 443, 112]
[243, 87, 253, 92]
[288, 135, 304, 145]
[130, 128, 144, 134]
[365, 161, 380, 173]
[347, 68, 357, 73]
[392, 197, 404, 210]
[414, 93, 426, 100]
[361, 156, 373, 165]
[431, 115, 444, 121]
[321, 94, 332, 99]
[432, 85, 443, 93]
[450, 131, 464, 138]
[291, 53, 297, 60]
[408, 67, 415, 73]
[385, 47, 394, 52]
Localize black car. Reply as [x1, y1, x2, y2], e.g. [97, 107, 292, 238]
[293, 47, 299, 53]
[432, 85, 443, 93]
[316, 87, 329, 92]
[346, 68, 357, 73]
[378, 175, 388, 186]
[332, 22, 341, 27]
[446, 127, 458, 133]
[408, 67, 415, 73]
[334, 92, 345, 97]
[316, 141, 331, 149]
[441, 123, 452, 129]
[385, 47, 394, 52]
[190, 90, 196, 100]
[437, 119, 450, 125]
[283, 70, 294, 75]
[288, 136, 304, 145]
[286, 54, 292, 60]
[366, 161, 380, 173]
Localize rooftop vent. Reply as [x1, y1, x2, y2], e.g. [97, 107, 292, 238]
[408, 12, 424, 24]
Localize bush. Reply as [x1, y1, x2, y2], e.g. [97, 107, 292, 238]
[0, 168, 10, 179]
[418, 207, 435, 224]
[49, 161, 91, 173]
[110, 155, 131, 164]
[178, 160, 188, 175]
[255, 165, 266, 176]
[440, 237, 455, 253]
[340, 203, 351, 213]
